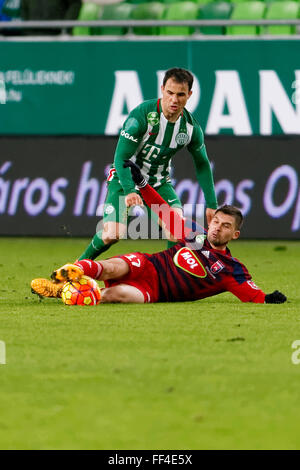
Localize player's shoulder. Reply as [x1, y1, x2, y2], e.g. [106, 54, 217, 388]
[132, 99, 158, 116]
[183, 108, 204, 144]
[183, 107, 203, 129]
[229, 254, 251, 277]
[123, 99, 157, 135]
[209, 244, 247, 269]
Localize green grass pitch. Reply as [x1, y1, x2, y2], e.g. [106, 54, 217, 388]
[0, 237, 299, 450]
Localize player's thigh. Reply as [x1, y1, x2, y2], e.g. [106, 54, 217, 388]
[147, 183, 182, 227]
[102, 179, 128, 226]
[157, 183, 182, 210]
[100, 257, 130, 280]
[101, 284, 144, 303]
[101, 179, 128, 242]
[147, 184, 182, 240]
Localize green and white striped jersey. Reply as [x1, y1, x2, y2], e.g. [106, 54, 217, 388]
[111, 98, 217, 209]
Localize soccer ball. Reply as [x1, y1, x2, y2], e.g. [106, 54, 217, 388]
[61, 275, 101, 306]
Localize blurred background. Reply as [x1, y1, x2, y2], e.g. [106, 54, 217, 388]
[0, 0, 299, 239]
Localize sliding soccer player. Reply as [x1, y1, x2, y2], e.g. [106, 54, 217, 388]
[32, 162, 286, 305]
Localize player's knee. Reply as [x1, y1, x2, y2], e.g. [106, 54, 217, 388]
[101, 286, 129, 303]
[102, 223, 126, 245]
[102, 234, 119, 245]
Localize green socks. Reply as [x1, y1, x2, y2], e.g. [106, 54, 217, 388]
[78, 231, 112, 261]
[79, 233, 178, 260]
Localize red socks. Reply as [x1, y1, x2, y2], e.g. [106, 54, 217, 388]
[75, 260, 103, 280]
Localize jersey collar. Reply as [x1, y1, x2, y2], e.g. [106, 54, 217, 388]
[205, 238, 231, 256]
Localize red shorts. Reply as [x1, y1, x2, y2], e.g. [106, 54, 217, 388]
[104, 252, 159, 303]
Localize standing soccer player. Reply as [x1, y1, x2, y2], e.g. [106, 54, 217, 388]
[79, 67, 218, 261]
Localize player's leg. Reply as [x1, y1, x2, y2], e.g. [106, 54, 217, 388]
[31, 257, 130, 299]
[95, 258, 130, 281]
[150, 183, 183, 249]
[31, 278, 64, 298]
[53, 257, 130, 282]
[78, 179, 128, 260]
[101, 284, 145, 303]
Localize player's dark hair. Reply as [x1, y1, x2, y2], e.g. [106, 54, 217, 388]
[163, 68, 194, 91]
[215, 205, 243, 231]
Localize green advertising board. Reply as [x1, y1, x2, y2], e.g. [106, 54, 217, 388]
[0, 39, 299, 135]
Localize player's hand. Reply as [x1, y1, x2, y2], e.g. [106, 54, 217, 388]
[125, 192, 143, 207]
[265, 290, 287, 304]
[123, 160, 147, 187]
[206, 208, 216, 225]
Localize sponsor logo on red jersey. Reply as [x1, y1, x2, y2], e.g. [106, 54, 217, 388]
[210, 260, 225, 274]
[173, 247, 207, 278]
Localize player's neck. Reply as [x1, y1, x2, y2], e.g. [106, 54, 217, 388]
[210, 242, 227, 252]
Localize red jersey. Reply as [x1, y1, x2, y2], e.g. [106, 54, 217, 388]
[138, 183, 266, 303]
[143, 236, 265, 303]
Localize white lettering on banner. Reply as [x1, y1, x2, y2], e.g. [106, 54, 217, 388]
[175, 176, 254, 217]
[0, 162, 12, 213]
[263, 165, 298, 218]
[0, 69, 74, 103]
[174, 180, 199, 216]
[291, 190, 300, 231]
[292, 79, 300, 105]
[105, 71, 143, 135]
[24, 178, 49, 216]
[0, 161, 68, 217]
[215, 179, 235, 205]
[236, 180, 255, 216]
[105, 69, 300, 136]
[74, 161, 100, 216]
[260, 70, 300, 135]
[214, 179, 255, 215]
[1, 158, 300, 234]
[4, 89, 22, 102]
[206, 71, 252, 135]
[0, 69, 75, 86]
[0, 79, 6, 104]
[156, 70, 201, 114]
[8, 178, 29, 215]
[47, 178, 69, 216]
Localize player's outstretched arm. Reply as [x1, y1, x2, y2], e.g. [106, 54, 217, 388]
[224, 278, 287, 304]
[188, 126, 218, 211]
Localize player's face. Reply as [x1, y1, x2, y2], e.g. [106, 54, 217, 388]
[207, 212, 240, 250]
[161, 78, 192, 121]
